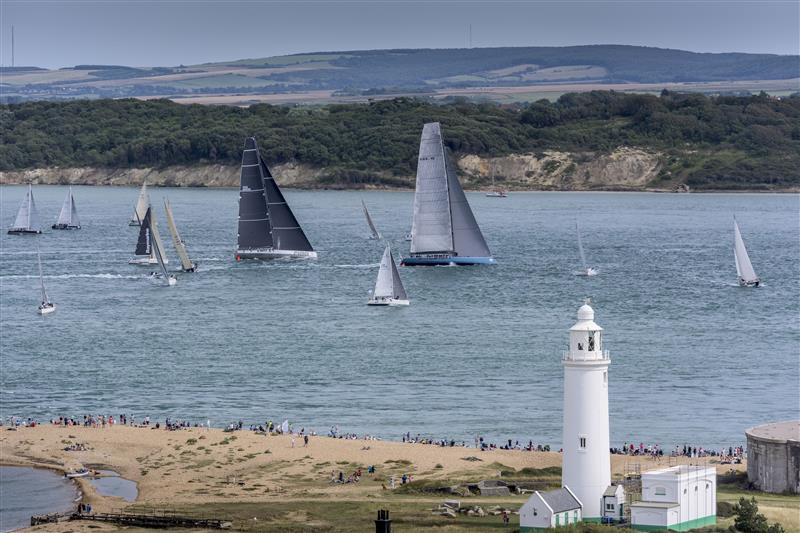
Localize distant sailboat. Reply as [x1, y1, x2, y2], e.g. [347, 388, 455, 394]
[129, 182, 150, 226]
[129, 207, 169, 266]
[36, 245, 56, 315]
[235, 137, 317, 260]
[401, 122, 494, 266]
[361, 199, 382, 240]
[734, 218, 759, 287]
[575, 222, 598, 277]
[368, 245, 409, 306]
[164, 198, 196, 272]
[8, 184, 42, 235]
[485, 171, 508, 198]
[52, 187, 81, 230]
[150, 216, 176, 286]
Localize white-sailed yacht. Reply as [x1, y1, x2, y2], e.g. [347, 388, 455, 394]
[575, 221, 598, 276]
[36, 245, 56, 315]
[368, 245, 409, 306]
[734, 217, 759, 287]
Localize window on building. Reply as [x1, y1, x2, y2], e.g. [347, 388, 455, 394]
[603, 371, 608, 386]
[578, 342, 583, 350]
[588, 333, 595, 351]
[574, 511, 578, 521]
[695, 486, 698, 492]
[655, 487, 666, 496]
[579, 436, 587, 448]
[606, 503, 614, 510]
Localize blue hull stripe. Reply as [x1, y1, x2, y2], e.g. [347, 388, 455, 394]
[400, 256, 496, 266]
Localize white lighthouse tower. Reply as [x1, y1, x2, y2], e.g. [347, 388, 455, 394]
[562, 299, 611, 522]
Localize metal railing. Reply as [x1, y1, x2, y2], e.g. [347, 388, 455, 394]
[562, 349, 610, 361]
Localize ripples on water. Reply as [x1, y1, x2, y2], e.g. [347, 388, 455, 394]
[0, 466, 78, 532]
[1, 186, 798, 447]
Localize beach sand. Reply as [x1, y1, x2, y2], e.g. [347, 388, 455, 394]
[1, 425, 747, 531]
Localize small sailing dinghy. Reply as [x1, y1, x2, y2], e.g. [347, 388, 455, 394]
[52, 187, 81, 230]
[402, 122, 494, 266]
[164, 198, 196, 272]
[129, 207, 169, 266]
[734, 217, 760, 287]
[36, 245, 56, 315]
[368, 245, 409, 306]
[235, 137, 317, 260]
[575, 222, 598, 276]
[129, 181, 150, 226]
[8, 184, 42, 235]
[361, 199, 382, 240]
[485, 172, 508, 198]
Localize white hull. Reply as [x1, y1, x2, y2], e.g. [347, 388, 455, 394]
[37, 304, 56, 315]
[738, 278, 760, 288]
[167, 276, 177, 286]
[367, 298, 409, 307]
[236, 248, 318, 260]
[576, 268, 599, 277]
[486, 191, 507, 197]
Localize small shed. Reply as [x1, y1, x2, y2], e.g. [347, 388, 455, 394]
[520, 486, 583, 532]
[603, 484, 625, 521]
[477, 480, 511, 496]
[630, 465, 716, 531]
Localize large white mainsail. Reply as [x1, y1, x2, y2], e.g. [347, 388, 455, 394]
[150, 220, 174, 286]
[8, 184, 41, 234]
[734, 218, 759, 286]
[361, 199, 382, 240]
[53, 187, 81, 229]
[164, 198, 195, 272]
[148, 207, 169, 266]
[130, 182, 150, 226]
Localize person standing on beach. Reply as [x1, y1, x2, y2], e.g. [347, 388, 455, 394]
[303, 435, 309, 447]
[291, 435, 295, 448]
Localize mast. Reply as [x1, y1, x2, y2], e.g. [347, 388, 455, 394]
[361, 199, 381, 239]
[164, 198, 194, 271]
[410, 123, 454, 254]
[37, 244, 49, 304]
[237, 137, 273, 251]
[260, 155, 313, 251]
[734, 219, 758, 282]
[577, 222, 588, 270]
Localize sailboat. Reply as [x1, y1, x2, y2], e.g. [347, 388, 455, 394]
[485, 171, 508, 198]
[150, 217, 176, 286]
[164, 198, 196, 272]
[361, 199, 382, 240]
[401, 122, 494, 266]
[8, 184, 42, 235]
[575, 222, 598, 276]
[235, 137, 317, 260]
[734, 218, 760, 287]
[36, 245, 56, 315]
[129, 206, 169, 266]
[52, 187, 81, 230]
[368, 245, 409, 306]
[129, 182, 150, 226]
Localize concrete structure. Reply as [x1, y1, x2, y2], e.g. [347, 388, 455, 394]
[520, 486, 583, 532]
[603, 484, 626, 522]
[561, 300, 611, 521]
[745, 420, 800, 494]
[630, 465, 716, 531]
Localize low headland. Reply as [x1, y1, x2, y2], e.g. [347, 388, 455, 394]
[1, 92, 798, 192]
[2, 423, 797, 533]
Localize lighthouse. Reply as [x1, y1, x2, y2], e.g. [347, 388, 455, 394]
[562, 299, 611, 521]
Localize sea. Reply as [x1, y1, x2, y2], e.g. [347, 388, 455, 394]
[1, 185, 798, 449]
[0, 466, 78, 532]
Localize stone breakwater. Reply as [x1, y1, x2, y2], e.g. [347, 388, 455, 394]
[0, 148, 664, 191]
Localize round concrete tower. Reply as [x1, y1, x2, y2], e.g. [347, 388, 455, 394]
[562, 300, 611, 521]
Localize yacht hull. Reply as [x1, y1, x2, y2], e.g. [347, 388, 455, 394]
[37, 304, 56, 315]
[738, 279, 760, 287]
[236, 249, 318, 260]
[400, 255, 496, 266]
[8, 229, 41, 235]
[129, 256, 166, 265]
[52, 224, 81, 230]
[367, 298, 410, 306]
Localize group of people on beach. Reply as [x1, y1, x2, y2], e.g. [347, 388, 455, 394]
[611, 442, 745, 463]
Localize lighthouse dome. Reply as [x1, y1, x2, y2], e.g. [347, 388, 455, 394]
[577, 303, 594, 321]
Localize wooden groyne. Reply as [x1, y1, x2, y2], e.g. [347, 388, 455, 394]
[32, 510, 231, 529]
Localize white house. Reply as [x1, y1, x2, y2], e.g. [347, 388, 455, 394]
[520, 486, 583, 532]
[603, 484, 626, 522]
[630, 465, 717, 531]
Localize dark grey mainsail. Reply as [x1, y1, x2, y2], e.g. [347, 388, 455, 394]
[260, 156, 314, 252]
[236, 138, 273, 251]
[135, 208, 152, 256]
[444, 151, 491, 258]
[405, 122, 491, 264]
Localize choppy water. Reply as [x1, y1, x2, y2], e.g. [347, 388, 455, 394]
[1, 186, 798, 448]
[0, 466, 78, 532]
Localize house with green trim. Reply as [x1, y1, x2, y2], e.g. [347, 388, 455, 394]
[630, 465, 717, 531]
[519, 486, 583, 532]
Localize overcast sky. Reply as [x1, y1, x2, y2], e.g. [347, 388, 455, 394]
[1, 0, 798, 69]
